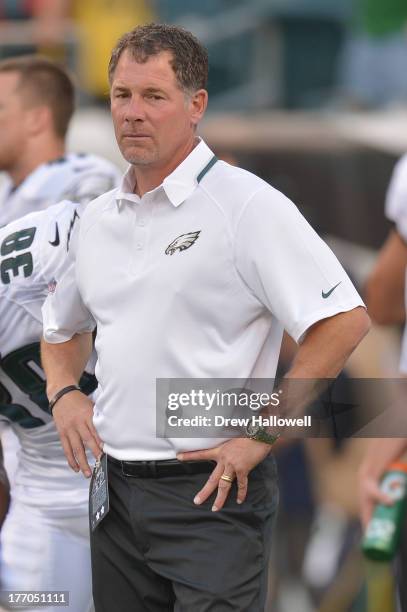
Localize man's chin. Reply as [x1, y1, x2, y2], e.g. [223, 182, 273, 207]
[126, 157, 152, 166]
[122, 149, 157, 166]
[123, 151, 158, 166]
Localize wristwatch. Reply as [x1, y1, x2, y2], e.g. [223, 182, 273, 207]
[245, 423, 280, 446]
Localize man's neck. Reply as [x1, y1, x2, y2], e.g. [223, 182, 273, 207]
[132, 136, 199, 198]
[9, 141, 65, 187]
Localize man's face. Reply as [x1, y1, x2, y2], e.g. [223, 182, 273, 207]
[0, 72, 27, 172]
[110, 50, 205, 169]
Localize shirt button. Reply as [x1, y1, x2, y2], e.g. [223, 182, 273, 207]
[136, 242, 143, 250]
[138, 218, 146, 226]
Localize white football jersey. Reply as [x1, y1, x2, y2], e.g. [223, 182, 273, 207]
[0, 152, 121, 227]
[0, 201, 95, 514]
[386, 154, 407, 242]
[385, 153, 407, 373]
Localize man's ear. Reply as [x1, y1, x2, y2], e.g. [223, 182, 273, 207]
[189, 89, 208, 127]
[25, 105, 53, 137]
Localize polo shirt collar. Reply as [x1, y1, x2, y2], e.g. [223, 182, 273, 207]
[115, 139, 217, 209]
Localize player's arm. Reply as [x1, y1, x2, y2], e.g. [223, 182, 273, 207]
[41, 333, 102, 478]
[365, 230, 407, 325]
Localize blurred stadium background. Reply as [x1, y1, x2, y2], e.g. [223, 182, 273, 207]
[1, 1, 407, 610]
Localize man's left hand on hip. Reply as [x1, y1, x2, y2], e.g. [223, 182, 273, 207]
[177, 438, 273, 511]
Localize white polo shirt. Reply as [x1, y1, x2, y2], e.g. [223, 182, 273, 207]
[385, 153, 407, 373]
[43, 139, 364, 460]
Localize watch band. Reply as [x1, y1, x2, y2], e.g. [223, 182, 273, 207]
[49, 384, 81, 415]
[247, 427, 280, 446]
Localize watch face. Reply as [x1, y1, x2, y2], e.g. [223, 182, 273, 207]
[246, 423, 260, 437]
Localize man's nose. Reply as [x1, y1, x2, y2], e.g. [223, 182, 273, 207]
[125, 95, 146, 122]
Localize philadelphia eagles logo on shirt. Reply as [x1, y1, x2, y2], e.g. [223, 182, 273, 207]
[165, 231, 201, 256]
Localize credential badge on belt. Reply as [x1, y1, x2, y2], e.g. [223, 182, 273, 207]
[89, 453, 110, 532]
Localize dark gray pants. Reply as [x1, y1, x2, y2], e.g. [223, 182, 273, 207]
[91, 456, 278, 612]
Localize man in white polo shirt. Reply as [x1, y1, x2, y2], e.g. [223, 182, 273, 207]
[41, 23, 370, 611]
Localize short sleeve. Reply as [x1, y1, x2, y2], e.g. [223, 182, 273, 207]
[42, 222, 96, 343]
[385, 155, 407, 242]
[38, 201, 79, 282]
[234, 187, 365, 343]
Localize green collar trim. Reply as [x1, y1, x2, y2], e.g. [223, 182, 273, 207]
[197, 155, 218, 184]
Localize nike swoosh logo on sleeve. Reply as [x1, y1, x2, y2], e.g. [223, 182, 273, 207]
[322, 281, 342, 299]
[48, 223, 60, 247]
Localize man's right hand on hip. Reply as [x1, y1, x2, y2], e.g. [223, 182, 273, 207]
[52, 391, 103, 478]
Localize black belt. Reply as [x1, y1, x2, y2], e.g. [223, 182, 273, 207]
[108, 455, 216, 478]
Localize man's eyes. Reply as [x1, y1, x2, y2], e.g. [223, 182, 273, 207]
[145, 93, 164, 100]
[113, 92, 164, 100]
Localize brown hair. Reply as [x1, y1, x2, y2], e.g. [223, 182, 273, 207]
[108, 23, 208, 94]
[0, 55, 75, 138]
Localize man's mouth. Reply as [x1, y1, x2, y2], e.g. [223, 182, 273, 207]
[122, 134, 151, 139]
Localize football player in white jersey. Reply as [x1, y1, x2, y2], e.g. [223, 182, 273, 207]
[359, 154, 407, 526]
[0, 55, 120, 609]
[0, 54, 121, 226]
[0, 200, 99, 611]
[0, 54, 120, 479]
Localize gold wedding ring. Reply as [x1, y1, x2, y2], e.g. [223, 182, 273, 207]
[220, 474, 234, 483]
